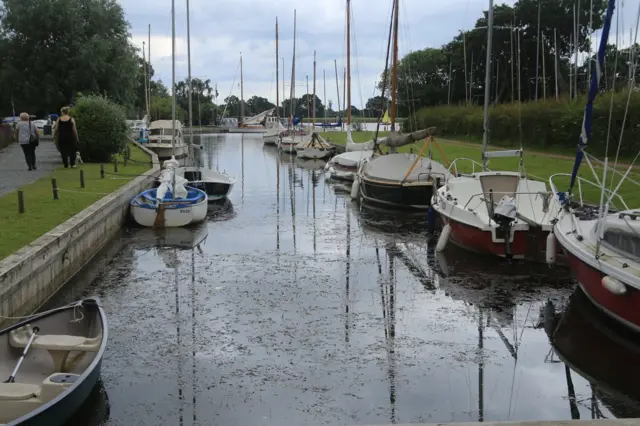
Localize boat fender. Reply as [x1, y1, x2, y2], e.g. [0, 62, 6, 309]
[602, 276, 627, 295]
[436, 223, 451, 252]
[545, 233, 556, 265]
[350, 178, 360, 200]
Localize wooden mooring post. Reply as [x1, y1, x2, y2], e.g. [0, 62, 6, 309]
[51, 178, 59, 200]
[114, 159, 118, 173]
[80, 170, 85, 188]
[100, 164, 105, 179]
[17, 190, 24, 213]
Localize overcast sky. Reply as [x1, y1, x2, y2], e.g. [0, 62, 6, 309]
[124, 0, 636, 109]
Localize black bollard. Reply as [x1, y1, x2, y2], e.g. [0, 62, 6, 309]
[80, 170, 85, 188]
[114, 159, 118, 173]
[18, 191, 24, 213]
[100, 164, 105, 179]
[51, 178, 59, 200]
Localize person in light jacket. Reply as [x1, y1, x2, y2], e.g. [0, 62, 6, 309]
[14, 112, 39, 171]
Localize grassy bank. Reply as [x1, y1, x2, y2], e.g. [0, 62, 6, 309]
[0, 142, 152, 260]
[327, 130, 640, 205]
[410, 91, 640, 159]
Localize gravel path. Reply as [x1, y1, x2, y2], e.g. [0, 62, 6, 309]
[0, 139, 61, 197]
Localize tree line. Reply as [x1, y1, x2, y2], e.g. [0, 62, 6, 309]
[361, 0, 638, 118]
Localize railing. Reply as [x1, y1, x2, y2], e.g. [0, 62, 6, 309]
[458, 190, 554, 212]
[548, 173, 629, 211]
[446, 158, 487, 178]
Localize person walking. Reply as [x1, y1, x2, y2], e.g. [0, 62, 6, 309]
[54, 106, 79, 168]
[14, 112, 39, 171]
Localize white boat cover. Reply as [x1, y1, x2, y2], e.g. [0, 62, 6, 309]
[158, 162, 189, 200]
[362, 153, 452, 183]
[331, 150, 374, 167]
[345, 127, 376, 151]
[241, 108, 275, 126]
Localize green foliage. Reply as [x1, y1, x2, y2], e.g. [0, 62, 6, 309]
[0, 0, 139, 116]
[71, 95, 127, 162]
[150, 97, 185, 121]
[411, 90, 640, 158]
[377, 0, 607, 116]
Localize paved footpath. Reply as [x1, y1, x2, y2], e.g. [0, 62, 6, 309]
[0, 139, 61, 197]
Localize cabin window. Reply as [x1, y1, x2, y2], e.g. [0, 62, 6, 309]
[603, 229, 640, 259]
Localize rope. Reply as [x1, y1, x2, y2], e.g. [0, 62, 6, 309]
[0, 300, 85, 321]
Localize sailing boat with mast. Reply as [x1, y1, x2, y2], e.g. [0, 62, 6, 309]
[325, 0, 375, 181]
[264, 17, 287, 145]
[551, 0, 640, 332]
[296, 50, 333, 159]
[432, 0, 561, 263]
[174, 0, 235, 202]
[353, 0, 451, 210]
[129, 0, 207, 228]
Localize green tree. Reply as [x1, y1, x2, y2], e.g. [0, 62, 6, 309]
[0, 0, 139, 116]
[246, 96, 275, 115]
[72, 95, 127, 162]
[150, 97, 184, 121]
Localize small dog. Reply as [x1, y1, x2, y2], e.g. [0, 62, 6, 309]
[75, 151, 84, 165]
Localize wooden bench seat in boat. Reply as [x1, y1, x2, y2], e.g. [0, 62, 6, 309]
[9, 325, 101, 371]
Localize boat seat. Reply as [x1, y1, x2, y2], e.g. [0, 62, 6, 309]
[10, 325, 101, 371]
[0, 383, 39, 401]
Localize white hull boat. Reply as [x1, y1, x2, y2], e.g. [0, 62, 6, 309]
[147, 120, 188, 159]
[177, 166, 236, 201]
[278, 136, 299, 154]
[263, 116, 285, 145]
[326, 150, 373, 181]
[130, 164, 207, 228]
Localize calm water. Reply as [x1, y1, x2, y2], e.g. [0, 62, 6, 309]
[54, 134, 640, 425]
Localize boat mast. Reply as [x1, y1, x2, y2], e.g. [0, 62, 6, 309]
[148, 24, 152, 120]
[313, 50, 316, 129]
[481, 0, 495, 171]
[390, 0, 399, 132]
[240, 53, 244, 124]
[186, 0, 193, 148]
[290, 9, 297, 129]
[334, 59, 341, 122]
[323, 69, 327, 122]
[347, 0, 351, 127]
[143, 40, 149, 118]
[171, 0, 176, 158]
[276, 17, 279, 118]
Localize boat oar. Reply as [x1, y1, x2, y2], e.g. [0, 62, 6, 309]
[5, 326, 39, 383]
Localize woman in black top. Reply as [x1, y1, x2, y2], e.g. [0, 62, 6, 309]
[54, 106, 79, 168]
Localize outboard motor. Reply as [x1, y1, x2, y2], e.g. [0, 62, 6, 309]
[493, 195, 517, 262]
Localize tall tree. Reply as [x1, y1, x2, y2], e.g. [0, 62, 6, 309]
[0, 0, 139, 116]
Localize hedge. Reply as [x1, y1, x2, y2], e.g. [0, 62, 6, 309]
[408, 90, 640, 159]
[71, 95, 128, 162]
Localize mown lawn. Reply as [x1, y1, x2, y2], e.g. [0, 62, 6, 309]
[326, 130, 640, 206]
[0, 143, 152, 260]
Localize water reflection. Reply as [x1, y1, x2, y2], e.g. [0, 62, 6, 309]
[546, 288, 640, 419]
[48, 134, 640, 424]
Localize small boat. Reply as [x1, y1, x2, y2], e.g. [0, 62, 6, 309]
[326, 129, 374, 181]
[130, 165, 207, 227]
[147, 120, 188, 159]
[277, 132, 308, 154]
[263, 116, 285, 145]
[177, 166, 235, 202]
[295, 132, 333, 159]
[355, 128, 451, 210]
[0, 298, 107, 426]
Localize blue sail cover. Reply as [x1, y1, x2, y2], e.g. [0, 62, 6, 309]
[567, 0, 616, 195]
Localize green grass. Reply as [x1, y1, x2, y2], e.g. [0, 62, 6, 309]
[0, 143, 152, 260]
[327, 131, 640, 206]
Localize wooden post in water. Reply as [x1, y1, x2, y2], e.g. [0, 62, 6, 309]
[80, 170, 85, 188]
[100, 164, 105, 179]
[51, 178, 59, 200]
[18, 190, 24, 213]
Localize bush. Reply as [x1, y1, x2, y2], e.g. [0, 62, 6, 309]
[409, 90, 640, 158]
[71, 95, 128, 162]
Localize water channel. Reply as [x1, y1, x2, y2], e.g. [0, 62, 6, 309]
[51, 133, 640, 425]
